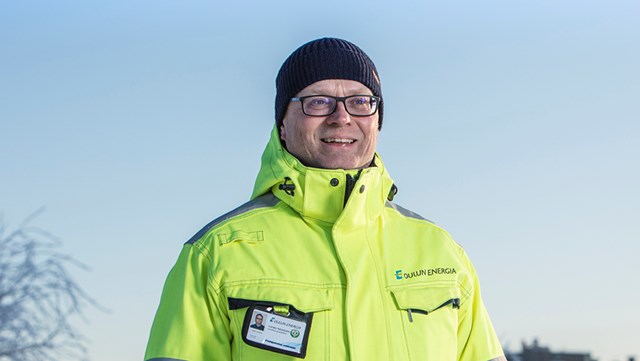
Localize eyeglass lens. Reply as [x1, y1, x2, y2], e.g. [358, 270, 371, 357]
[302, 96, 378, 116]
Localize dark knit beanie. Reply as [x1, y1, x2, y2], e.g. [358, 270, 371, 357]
[275, 37, 383, 130]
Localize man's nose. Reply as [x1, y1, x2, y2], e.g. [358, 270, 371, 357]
[326, 101, 351, 125]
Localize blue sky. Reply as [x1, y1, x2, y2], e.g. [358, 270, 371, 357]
[1, 1, 638, 360]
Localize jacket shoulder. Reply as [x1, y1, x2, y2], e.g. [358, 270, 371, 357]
[385, 201, 435, 224]
[385, 201, 465, 251]
[186, 192, 280, 245]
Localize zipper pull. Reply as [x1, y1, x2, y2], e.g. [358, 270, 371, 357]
[452, 298, 461, 309]
[407, 309, 414, 323]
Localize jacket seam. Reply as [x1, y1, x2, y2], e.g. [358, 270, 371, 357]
[220, 279, 345, 291]
[187, 193, 281, 246]
[386, 279, 458, 291]
[364, 221, 396, 360]
[194, 204, 284, 259]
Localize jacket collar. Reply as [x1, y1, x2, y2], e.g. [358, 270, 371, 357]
[251, 126, 395, 225]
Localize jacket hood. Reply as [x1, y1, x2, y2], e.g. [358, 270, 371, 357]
[251, 125, 396, 225]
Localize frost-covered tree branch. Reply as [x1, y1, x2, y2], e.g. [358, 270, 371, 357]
[0, 215, 99, 361]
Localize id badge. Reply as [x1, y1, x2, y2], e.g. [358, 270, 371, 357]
[242, 304, 313, 358]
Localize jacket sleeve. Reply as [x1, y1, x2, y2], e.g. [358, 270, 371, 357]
[144, 243, 231, 361]
[456, 252, 506, 361]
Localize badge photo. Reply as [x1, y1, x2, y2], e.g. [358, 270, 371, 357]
[241, 303, 313, 359]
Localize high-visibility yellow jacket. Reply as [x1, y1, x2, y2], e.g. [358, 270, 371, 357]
[145, 126, 506, 361]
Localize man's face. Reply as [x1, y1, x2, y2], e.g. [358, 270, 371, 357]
[280, 79, 379, 170]
[255, 315, 263, 325]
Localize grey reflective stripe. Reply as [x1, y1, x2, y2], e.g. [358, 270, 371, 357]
[186, 192, 279, 244]
[146, 358, 187, 361]
[385, 201, 434, 224]
[488, 357, 508, 361]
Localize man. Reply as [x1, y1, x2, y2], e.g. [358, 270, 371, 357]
[145, 37, 506, 361]
[250, 313, 264, 331]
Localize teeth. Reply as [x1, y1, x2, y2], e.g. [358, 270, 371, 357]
[323, 138, 354, 144]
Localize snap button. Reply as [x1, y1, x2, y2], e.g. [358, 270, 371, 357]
[359, 185, 365, 193]
[330, 178, 339, 187]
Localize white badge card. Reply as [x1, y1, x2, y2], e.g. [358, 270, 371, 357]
[242, 304, 313, 358]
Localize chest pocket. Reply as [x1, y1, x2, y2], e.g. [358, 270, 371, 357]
[390, 285, 461, 361]
[225, 285, 334, 361]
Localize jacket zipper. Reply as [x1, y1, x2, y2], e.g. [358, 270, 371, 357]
[228, 297, 288, 310]
[407, 298, 460, 322]
[344, 169, 363, 206]
[228, 297, 306, 319]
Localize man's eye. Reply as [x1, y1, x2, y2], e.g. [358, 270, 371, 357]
[308, 97, 332, 106]
[349, 97, 369, 106]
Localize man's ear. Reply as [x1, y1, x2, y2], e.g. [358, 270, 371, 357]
[280, 124, 286, 142]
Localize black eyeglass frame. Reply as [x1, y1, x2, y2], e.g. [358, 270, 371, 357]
[290, 95, 381, 117]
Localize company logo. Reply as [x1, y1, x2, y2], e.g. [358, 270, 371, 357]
[394, 267, 457, 280]
[395, 270, 403, 280]
[290, 329, 300, 338]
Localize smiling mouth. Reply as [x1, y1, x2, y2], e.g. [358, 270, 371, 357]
[322, 138, 355, 144]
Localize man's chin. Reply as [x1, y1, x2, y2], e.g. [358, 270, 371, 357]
[297, 152, 371, 170]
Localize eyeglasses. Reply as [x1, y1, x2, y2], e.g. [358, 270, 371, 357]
[290, 95, 381, 117]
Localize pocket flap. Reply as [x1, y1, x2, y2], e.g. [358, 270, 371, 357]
[390, 286, 461, 311]
[226, 285, 334, 313]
